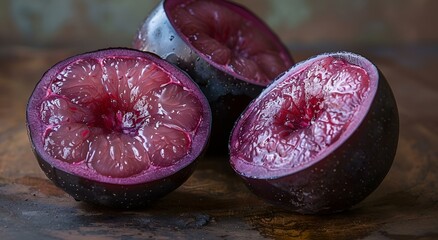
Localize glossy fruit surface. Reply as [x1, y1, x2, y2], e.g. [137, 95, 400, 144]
[134, 0, 294, 154]
[229, 52, 399, 214]
[26, 48, 211, 208]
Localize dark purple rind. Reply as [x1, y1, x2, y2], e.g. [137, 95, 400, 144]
[26, 48, 211, 208]
[229, 52, 399, 214]
[35, 153, 196, 209]
[134, 0, 294, 155]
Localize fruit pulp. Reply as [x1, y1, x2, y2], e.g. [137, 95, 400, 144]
[40, 56, 203, 178]
[169, 0, 291, 84]
[232, 56, 371, 171]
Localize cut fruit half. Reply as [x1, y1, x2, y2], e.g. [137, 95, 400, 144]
[27, 48, 211, 208]
[230, 52, 399, 214]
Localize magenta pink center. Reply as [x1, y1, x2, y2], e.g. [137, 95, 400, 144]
[40, 57, 203, 178]
[274, 96, 324, 137]
[170, 0, 291, 84]
[234, 57, 370, 170]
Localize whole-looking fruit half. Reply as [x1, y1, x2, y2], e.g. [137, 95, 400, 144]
[134, 0, 294, 155]
[26, 48, 211, 208]
[229, 52, 399, 214]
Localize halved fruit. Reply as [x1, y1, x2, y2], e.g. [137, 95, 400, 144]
[229, 52, 399, 214]
[134, 0, 294, 154]
[26, 48, 211, 208]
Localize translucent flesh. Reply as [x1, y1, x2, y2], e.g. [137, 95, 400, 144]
[234, 57, 370, 170]
[40, 57, 203, 178]
[170, 0, 290, 84]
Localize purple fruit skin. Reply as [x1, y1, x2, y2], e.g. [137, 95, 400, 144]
[35, 154, 196, 208]
[26, 48, 211, 208]
[134, 0, 294, 155]
[230, 52, 399, 214]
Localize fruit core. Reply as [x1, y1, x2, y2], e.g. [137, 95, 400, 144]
[40, 57, 203, 178]
[233, 57, 371, 171]
[169, 0, 291, 84]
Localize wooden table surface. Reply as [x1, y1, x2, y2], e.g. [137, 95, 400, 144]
[1, 45, 437, 239]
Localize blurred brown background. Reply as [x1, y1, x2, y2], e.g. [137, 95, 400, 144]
[1, 0, 437, 50]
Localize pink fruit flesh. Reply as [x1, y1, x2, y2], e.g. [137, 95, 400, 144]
[233, 57, 370, 172]
[40, 57, 202, 178]
[169, 0, 291, 84]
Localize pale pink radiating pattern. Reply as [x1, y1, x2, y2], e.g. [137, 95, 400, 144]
[41, 56, 203, 177]
[235, 57, 370, 170]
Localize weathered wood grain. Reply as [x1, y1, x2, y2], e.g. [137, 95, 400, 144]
[1, 46, 437, 239]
